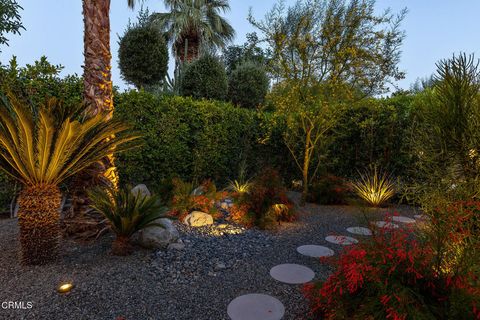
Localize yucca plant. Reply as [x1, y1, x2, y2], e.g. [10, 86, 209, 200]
[0, 94, 139, 264]
[226, 179, 253, 194]
[351, 167, 395, 207]
[88, 185, 168, 256]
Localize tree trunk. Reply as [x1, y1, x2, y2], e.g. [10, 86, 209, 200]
[301, 127, 312, 206]
[66, 0, 118, 240]
[17, 184, 62, 265]
[111, 235, 133, 256]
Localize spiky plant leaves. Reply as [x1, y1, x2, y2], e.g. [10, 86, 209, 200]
[88, 185, 169, 255]
[351, 167, 395, 207]
[0, 94, 140, 264]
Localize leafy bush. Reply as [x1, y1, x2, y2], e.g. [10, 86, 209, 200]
[88, 185, 169, 256]
[0, 171, 16, 213]
[169, 179, 223, 220]
[118, 23, 169, 89]
[307, 175, 350, 205]
[0, 56, 83, 107]
[328, 95, 414, 179]
[180, 54, 228, 101]
[228, 62, 269, 108]
[231, 168, 295, 229]
[304, 213, 480, 320]
[114, 91, 291, 187]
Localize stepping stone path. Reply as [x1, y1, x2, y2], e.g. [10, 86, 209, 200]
[227, 294, 285, 320]
[297, 245, 334, 258]
[372, 221, 399, 229]
[346, 226, 372, 236]
[391, 216, 416, 224]
[269, 264, 315, 284]
[325, 235, 358, 245]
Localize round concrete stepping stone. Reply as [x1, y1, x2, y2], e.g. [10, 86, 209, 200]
[346, 226, 372, 236]
[297, 245, 334, 258]
[270, 263, 315, 284]
[227, 294, 285, 320]
[372, 221, 399, 229]
[325, 235, 358, 245]
[392, 216, 416, 224]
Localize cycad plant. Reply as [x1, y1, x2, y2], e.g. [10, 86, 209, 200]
[352, 167, 395, 207]
[0, 94, 139, 264]
[88, 185, 168, 256]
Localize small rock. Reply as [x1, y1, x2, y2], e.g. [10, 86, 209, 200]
[183, 211, 214, 227]
[133, 218, 179, 249]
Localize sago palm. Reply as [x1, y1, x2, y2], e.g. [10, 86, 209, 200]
[152, 0, 235, 62]
[0, 94, 139, 265]
[88, 185, 169, 256]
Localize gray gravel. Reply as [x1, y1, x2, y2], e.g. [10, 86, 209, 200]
[0, 197, 417, 320]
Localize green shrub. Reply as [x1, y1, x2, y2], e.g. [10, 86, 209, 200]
[228, 62, 269, 108]
[328, 95, 414, 179]
[307, 175, 350, 205]
[114, 91, 290, 187]
[118, 24, 169, 89]
[0, 171, 16, 213]
[180, 55, 228, 101]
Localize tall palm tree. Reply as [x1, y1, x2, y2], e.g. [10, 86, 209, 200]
[0, 95, 139, 265]
[152, 0, 235, 62]
[73, 0, 139, 237]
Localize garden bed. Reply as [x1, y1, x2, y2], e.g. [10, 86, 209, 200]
[0, 200, 418, 320]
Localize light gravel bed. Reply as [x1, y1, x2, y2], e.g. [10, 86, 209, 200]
[0, 200, 417, 320]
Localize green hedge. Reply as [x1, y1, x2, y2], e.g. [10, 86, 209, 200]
[114, 91, 292, 189]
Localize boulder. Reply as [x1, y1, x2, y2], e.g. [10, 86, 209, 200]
[131, 184, 151, 198]
[183, 211, 214, 227]
[133, 218, 179, 249]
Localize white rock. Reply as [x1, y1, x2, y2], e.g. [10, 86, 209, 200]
[270, 263, 315, 284]
[131, 184, 151, 198]
[183, 211, 214, 227]
[228, 294, 285, 320]
[392, 216, 416, 224]
[133, 218, 179, 249]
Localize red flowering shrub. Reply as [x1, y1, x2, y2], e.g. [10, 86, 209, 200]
[304, 213, 480, 320]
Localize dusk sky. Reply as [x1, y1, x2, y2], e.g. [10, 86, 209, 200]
[1, 0, 479, 92]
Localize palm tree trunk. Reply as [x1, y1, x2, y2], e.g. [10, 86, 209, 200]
[66, 0, 118, 239]
[17, 184, 62, 265]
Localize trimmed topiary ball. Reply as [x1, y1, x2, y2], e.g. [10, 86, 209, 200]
[118, 25, 168, 89]
[180, 55, 228, 101]
[228, 62, 269, 108]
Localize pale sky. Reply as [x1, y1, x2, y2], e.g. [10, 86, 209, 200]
[1, 0, 479, 92]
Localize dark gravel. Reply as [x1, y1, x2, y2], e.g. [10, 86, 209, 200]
[0, 196, 418, 320]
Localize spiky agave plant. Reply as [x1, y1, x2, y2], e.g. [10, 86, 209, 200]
[351, 167, 395, 207]
[0, 94, 139, 265]
[87, 185, 168, 255]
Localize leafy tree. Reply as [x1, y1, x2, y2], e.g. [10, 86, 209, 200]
[151, 0, 235, 62]
[228, 62, 269, 108]
[249, 0, 406, 97]
[222, 33, 268, 74]
[251, 0, 406, 203]
[0, 0, 24, 51]
[180, 54, 227, 100]
[118, 8, 169, 90]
